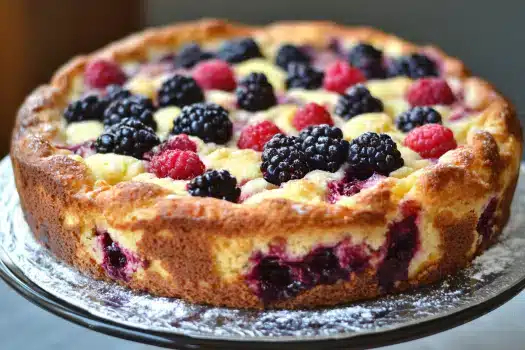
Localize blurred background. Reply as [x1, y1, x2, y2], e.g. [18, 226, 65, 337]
[1, 0, 524, 349]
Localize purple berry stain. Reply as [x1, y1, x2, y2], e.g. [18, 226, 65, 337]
[98, 231, 142, 281]
[377, 201, 421, 291]
[327, 173, 385, 203]
[477, 198, 498, 242]
[245, 241, 370, 304]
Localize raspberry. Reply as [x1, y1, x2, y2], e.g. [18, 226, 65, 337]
[335, 84, 383, 120]
[193, 59, 236, 91]
[348, 43, 386, 79]
[348, 132, 404, 179]
[396, 106, 442, 132]
[149, 150, 205, 180]
[236, 73, 277, 112]
[217, 38, 263, 63]
[261, 134, 310, 185]
[158, 74, 205, 108]
[388, 54, 438, 79]
[175, 43, 214, 69]
[323, 61, 365, 94]
[172, 103, 233, 144]
[63, 95, 106, 123]
[292, 103, 333, 131]
[275, 44, 310, 70]
[188, 170, 241, 202]
[406, 78, 455, 106]
[285, 63, 324, 90]
[404, 124, 457, 159]
[237, 121, 282, 152]
[299, 124, 349, 172]
[84, 59, 127, 89]
[161, 134, 197, 152]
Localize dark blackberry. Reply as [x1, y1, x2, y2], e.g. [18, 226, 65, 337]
[172, 103, 232, 144]
[299, 125, 349, 172]
[63, 94, 106, 123]
[335, 85, 383, 120]
[187, 169, 241, 202]
[103, 96, 157, 130]
[174, 43, 214, 69]
[105, 84, 132, 101]
[236, 72, 277, 112]
[261, 134, 310, 185]
[157, 74, 205, 108]
[388, 53, 438, 79]
[275, 44, 311, 70]
[347, 132, 404, 179]
[396, 106, 442, 132]
[217, 37, 263, 63]
[285, 63, 324, 90]
[95, 118, 160, 159]
[348, 43, 386, 79]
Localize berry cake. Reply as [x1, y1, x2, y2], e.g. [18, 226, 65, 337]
[11, 20, 522, 309]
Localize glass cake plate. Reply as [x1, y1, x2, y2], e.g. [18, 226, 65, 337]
[1, 156, 525, 350]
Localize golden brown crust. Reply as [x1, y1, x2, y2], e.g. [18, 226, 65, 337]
[10, 19, 523, 309]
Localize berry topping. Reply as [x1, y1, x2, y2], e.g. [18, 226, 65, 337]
[335, 84, 384, 120]
[103, 96, 157, 130]
[292, 103, 334, 131]
[406, 78, 456, 106]
[388, 53, 438, 79]
[404, 124, 457, 159]
[105, 84, 132, 101]
[63, 95, 106, 123]
[217, 37, 263, 63]
[285, 62, 324, 90]
[187, 169, 241, 202]
[396, 106, 442, 132]
[174, 43, 214, 69]
[347, 43, 386, 79]
[299, 124, 349, 172]
[275, 44, 311, 70]
[261, 134, 310, 185]
[84, 59, 127, 89]
[237, 121, 282, 152]
[159, 134, 198, 153]
[347, 132, 404, 179]
[193, 59, 236, 91]
[172, 103, 232, 144]
[95, 118, 160, 159]
[149, 150, 205, 180]
[157, 74, 205, 108]
[323, 61, 366, 94]
[236, 72, 277, 112]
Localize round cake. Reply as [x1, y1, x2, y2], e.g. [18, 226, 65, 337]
[11, 20, 522, 309]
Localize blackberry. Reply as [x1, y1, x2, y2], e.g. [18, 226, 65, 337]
[188, 169, 241, 202]
[275, 44, 311, 70]
[285, 63, 324, 90]
[217, 37, 263, 63]
[103, 96, 157, 130]
[157, 74, 205, 108]
[335, 85, 383, 120]
[396, 106, 442, 132]
[299, 125, 349, 172]
[236, 72, 277, 112]
[347, 132, 404, 179]
[63, 94, 106, 123]
[174, 43, 214, 69]
[95, 118, 160, 159]
[172, 103, 232, 144]
[261, 134, 310, 185]
[388, 53, 438, 79]
[348, 43, 386, 79]
[105, 84, 132, 101]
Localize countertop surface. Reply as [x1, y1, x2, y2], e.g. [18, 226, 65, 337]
[1, 280, 523, 350]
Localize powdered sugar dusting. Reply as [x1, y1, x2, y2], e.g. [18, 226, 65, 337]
[1, 157, 525, 342]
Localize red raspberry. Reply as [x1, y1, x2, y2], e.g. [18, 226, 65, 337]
[237, 121, 282, 152]
[323, 60, 366, 94]
[404, 124, 457, 159]
[149, 150, 205, 180]
[84, 59, 127, 89]
[406, 78, 455, 106]
[160, 134, 197, 152]
[292, 103, 333, 131]
[193, 59, 236, 91]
